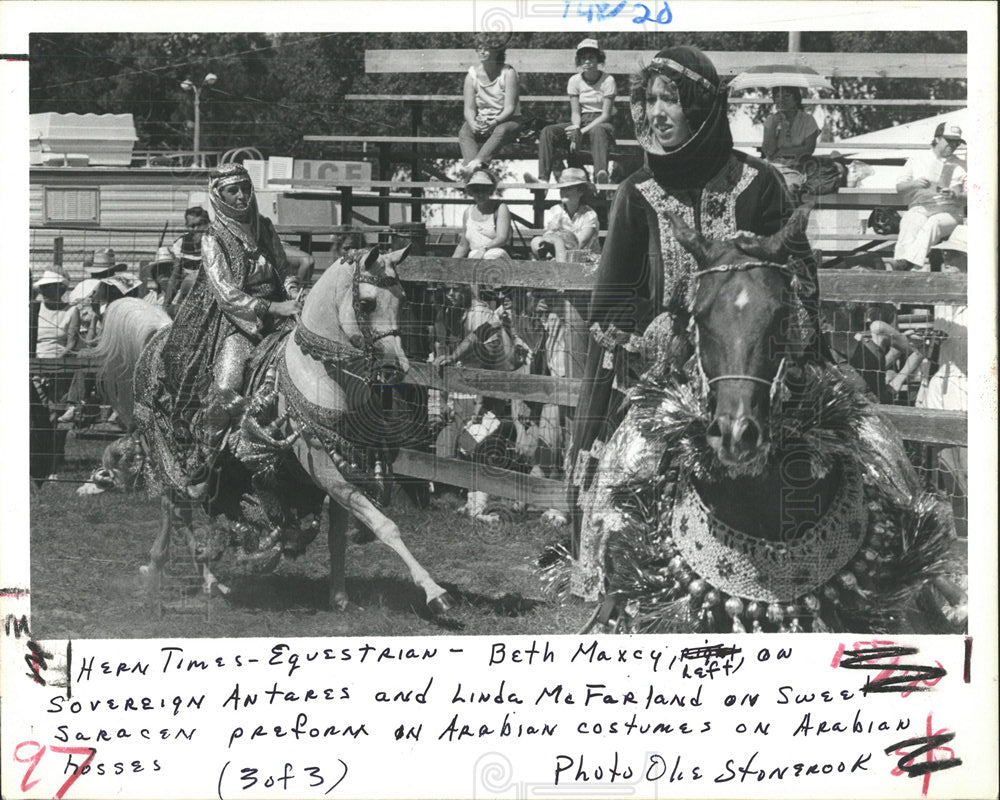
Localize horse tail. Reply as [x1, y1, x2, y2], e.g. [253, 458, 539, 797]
[91, 298, 172, 426]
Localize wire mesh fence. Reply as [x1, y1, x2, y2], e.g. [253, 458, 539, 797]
[28, 269, 968, 536]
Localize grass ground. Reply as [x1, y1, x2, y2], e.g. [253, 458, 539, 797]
[29, 434, 591, 640]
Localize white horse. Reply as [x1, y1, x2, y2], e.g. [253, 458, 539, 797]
[94, 246, 454, 615]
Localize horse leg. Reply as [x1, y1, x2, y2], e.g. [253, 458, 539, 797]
[294, 436, 454, 613]
[327, 500, 355, 611]
[140, 495, 173, 611]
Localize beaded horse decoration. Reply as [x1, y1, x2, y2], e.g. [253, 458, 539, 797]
[562, 209, 964, 635]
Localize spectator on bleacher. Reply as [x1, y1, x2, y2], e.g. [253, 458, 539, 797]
[888, 123, 967, 271]
[525, 38, 616, 186]
[530, 168, 600, 261]
[760, 86, 819, 193]
[569, 45, 818, 538]
[458, 32, 521, 178]
[142, 246, 176, 308]
[453, 168, 512, 260]
[165, 205, 210, 308]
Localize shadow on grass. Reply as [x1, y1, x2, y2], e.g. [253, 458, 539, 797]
[219, 573, 549, 633]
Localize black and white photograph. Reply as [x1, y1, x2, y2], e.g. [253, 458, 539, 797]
[2, 3, 996, 798]
[20, 26, 977, 638]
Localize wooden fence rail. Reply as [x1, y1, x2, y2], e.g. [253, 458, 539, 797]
[365, 50, 967, 80]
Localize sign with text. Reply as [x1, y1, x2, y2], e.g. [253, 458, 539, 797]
[292, 159, 372, 186]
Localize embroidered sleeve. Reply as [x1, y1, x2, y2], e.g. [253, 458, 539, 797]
[201, 234, 265, 338]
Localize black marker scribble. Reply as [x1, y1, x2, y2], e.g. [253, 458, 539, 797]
[680, 644, 742, 663]
[837, 646, 945, 694]
[886, 731, 963, 777]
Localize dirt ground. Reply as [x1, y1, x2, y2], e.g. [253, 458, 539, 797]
[29, 434, 591, 640]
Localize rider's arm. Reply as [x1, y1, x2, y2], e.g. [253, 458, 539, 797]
[201, 234, 268, 337]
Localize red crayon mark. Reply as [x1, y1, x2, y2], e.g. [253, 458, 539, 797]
[888, 713, 962, 796]
[50, 746, 97, 799]
[14, 741, 45, 792]
[13, 742, 95, 799]
[0, 587, 30, 598]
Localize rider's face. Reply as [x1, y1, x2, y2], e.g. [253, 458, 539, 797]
[220, 182, 251, 209]
[646, 75, 692, 150]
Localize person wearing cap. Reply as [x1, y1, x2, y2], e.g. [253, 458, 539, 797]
[166, 206, 210, 308]
[567, 46, 820, 582]
[888, 122, 967, 271]
[527, 39, 617, 185]
[142, 246, 176, 308]
[760, 86, 820, 193]
[162, 163, 301, 495]
[458, 32, 522, 177]
[453, 168, 512, 261]
[530, 168, 600, 261]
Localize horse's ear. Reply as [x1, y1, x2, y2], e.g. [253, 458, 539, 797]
[386, 243, 412, 267]
[739, 202, 814, 262]
[664, 209, 712, 266]
[363, 246, 380, 271]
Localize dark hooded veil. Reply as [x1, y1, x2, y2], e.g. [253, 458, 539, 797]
[631, 45, 734, 190]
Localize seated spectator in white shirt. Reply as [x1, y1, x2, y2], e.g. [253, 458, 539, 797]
[888, 122, 967, 271]
[530, 169, 600, 262]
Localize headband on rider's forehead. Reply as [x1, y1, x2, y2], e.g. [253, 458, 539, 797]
[649, 56, 719, 94]
[212, 164, 252, 190]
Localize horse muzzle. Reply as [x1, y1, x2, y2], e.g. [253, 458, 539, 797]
[706, 413, 769, 467]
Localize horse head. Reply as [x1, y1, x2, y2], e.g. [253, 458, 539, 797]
[665, 206, 812, 468]
[300, 244, 412, 383]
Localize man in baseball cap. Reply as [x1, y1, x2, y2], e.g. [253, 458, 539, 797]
[888, 121, 967, 270]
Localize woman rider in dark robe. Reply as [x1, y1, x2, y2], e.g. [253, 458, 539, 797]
[567, 46, 823, 564]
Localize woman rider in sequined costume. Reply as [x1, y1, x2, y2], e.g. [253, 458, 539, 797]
[163, 163, 301, 492]
[565, 46, 823, 584]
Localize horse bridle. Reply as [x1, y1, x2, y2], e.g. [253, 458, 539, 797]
[690, 262, 795, 398]
[293, 253, 404, 385]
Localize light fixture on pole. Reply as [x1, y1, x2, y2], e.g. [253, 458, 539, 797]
[181, 73, 217, 168]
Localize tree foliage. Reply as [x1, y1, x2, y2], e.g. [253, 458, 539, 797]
[29, 31, 966, 155]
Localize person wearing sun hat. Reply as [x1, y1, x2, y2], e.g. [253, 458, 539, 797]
[30, 270, 81, 425]
[526, 38, 617, 186]
[530, 167, 600, 262]
[888, 122, 967, 271]
[142, 246, 177, 308]
[566, 45, 822, 592]
[453, 167, 512, 261]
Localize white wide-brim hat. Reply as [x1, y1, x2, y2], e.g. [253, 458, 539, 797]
[556, 167, 592, 190]
[33, 270, 68, 288]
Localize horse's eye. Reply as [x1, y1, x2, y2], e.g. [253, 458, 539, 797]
[358, 297, 377, 314]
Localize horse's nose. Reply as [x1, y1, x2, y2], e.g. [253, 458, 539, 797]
[706, 414, 764, 463]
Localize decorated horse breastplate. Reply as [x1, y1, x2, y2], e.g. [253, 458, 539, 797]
[636, 156, 755, 312]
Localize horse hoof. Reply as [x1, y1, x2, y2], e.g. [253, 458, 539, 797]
[427, 592, 456, 615]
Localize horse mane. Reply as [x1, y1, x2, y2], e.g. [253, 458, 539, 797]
[91, 298, 171, 429]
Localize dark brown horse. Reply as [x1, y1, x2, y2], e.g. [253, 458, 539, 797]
[665, 206, 840, 541]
